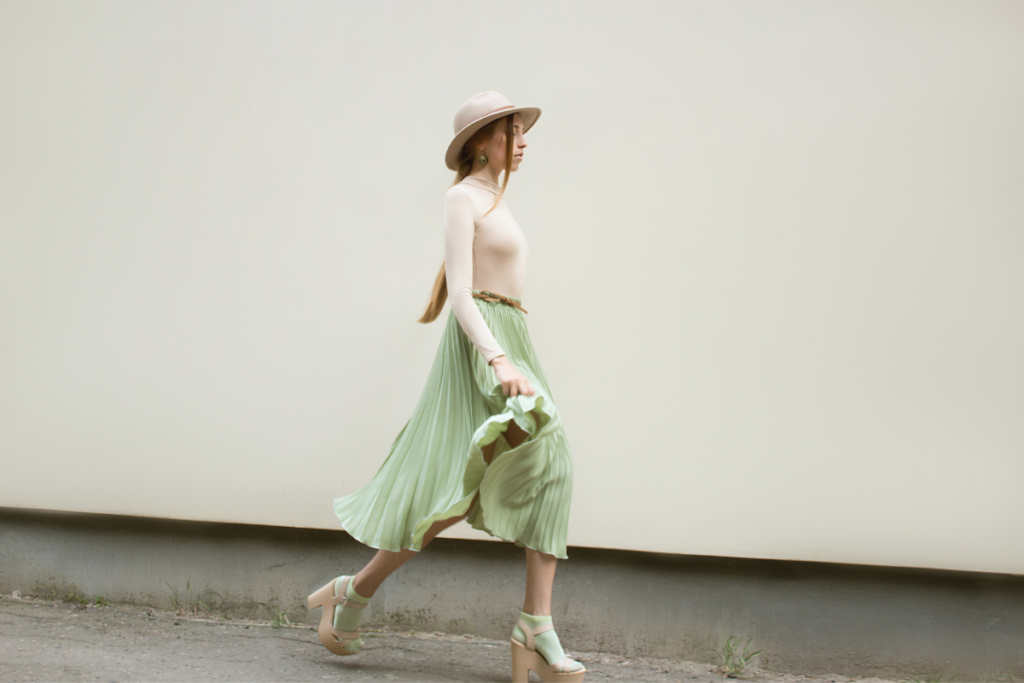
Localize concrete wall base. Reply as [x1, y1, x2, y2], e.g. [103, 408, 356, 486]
[1, 507, 1020, 679]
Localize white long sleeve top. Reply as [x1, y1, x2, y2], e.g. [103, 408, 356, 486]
[443, 174, 529, 364]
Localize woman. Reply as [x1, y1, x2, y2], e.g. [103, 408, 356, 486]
[307, 91, 586, 683]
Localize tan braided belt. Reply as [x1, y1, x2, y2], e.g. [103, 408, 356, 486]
[471, 290, 529, 314]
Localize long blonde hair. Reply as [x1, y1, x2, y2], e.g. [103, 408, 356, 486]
[417, 114, 516, 324]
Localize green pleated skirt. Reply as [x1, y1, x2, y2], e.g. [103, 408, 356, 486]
[333, 290, 574, 559]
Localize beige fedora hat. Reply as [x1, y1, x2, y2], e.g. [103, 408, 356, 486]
[445, 91, 541, 171]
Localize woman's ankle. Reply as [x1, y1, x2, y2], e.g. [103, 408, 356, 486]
[513, 612, 570, 666]
[351, 574, 376, 599]
[521, 604, 551, 616]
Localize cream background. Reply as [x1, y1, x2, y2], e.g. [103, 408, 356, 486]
[1, 1, 1022, 574]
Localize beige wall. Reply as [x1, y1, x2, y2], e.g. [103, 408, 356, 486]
[1, 0, 1021, 575]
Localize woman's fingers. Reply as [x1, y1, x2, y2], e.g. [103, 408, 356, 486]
[503, 380, 530, 397]
[498, 369, 535, 398]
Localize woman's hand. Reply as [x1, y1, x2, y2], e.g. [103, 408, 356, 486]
[489, 355, 535, 398]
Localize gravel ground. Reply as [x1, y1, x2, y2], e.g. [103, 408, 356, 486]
[0, 595, 901, 683]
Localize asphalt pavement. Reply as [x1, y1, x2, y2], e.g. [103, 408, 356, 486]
[0, 595, 900, 683]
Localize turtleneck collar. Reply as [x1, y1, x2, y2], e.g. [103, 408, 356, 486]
[461, 175, 504, 196]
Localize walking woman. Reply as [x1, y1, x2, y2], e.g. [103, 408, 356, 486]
[307, 91, 586, 683]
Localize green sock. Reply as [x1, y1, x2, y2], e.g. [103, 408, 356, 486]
[332, 576, 370, 652]
[513, 612, 570, 668]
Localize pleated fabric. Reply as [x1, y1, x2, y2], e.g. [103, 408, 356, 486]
[332, 291, 574, 559]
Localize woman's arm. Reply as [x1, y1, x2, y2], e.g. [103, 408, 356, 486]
[443, 187, 507, 365]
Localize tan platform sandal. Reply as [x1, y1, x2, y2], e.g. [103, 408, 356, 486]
[510, 616, 586, 682]
[306, 575, 368, 656]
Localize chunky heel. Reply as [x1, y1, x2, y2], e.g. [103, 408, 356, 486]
[510, 617, 586, 682]
[306, 576, 368, 656]
[511, 638, 537, 682]
[306, 581, 333, 610]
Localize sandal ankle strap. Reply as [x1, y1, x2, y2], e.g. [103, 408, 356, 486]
[335, 594, 368, 609]
[332, 577, 369, 610]
[516, 616, 554, 652]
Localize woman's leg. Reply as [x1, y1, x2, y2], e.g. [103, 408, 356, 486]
[523, 546, 557, 615]
[352, 512, 466, 597]
[503, 411, 582, 670]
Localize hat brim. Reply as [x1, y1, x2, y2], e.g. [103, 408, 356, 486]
[445, 106, 541, 171]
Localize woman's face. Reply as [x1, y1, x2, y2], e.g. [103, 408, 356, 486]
[479, 112, 527, 171]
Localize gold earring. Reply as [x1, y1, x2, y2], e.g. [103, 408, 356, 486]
[478, 153, 488, 167]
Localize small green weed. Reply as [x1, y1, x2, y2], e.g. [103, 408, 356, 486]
[62, 584, 89, 606]
[258, 588, 297, 629]
[30, 582, 92, 605]
[271, 610, 293, 629]
[163, 579, 219, 617]
[716, 632, 762, 679]
[32, 582, 59, 601]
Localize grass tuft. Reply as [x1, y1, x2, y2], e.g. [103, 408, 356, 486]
[716, 632, 762, 679]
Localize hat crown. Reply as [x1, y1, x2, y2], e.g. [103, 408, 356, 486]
[453, 91, 516, 135]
